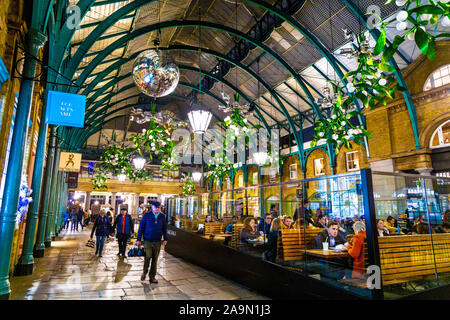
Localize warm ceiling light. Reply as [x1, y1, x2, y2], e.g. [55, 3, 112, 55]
[192, 172, 202, 182]
[187, 110, 212, 134]
[133, 157, 146, 170]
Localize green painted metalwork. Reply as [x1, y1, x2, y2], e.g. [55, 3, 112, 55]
[340, 0, 420, 150]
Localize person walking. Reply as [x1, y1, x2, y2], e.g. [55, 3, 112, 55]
[113, 207, 134, 257]
[84, 209, 90, 226]
[63, 208, 70, 230]
[90, 209, 110, 257]
[71, 206, 78, 231]
[136, 201, 168, 283]
[77, 206, 84, 231]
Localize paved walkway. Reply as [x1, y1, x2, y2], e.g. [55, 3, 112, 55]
[9, 225, 268, 300]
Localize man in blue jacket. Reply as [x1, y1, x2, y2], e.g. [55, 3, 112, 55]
[136, 201, 168, 283]
[257, 214, 272, 236]
[113, 207, 134, 258]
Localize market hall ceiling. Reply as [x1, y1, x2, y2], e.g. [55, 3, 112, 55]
[64, 0, 437, 146]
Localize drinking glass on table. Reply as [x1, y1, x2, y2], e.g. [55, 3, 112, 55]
[322, 242, 329, 250]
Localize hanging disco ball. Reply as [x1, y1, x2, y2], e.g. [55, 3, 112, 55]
[132, 49, 180, 98]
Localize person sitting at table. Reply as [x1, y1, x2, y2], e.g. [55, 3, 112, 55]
[240, 217, 260, 243]
[204, 215, 213, 223]
[415, 221, 435, 234]
[270, 204, 279, 219]
[376, 219, 389, 237]
[384, 216, 398, 234]
[264, 218, 281, 262]
[258, 214, 272, 236]
[280, 215, 294, 230]
[314, 214, 327, 228]
[315, 220, 347, 249]
[345, 221, 367, 279]
[223, 216, 238, 245]
[442, 222, 450, 233]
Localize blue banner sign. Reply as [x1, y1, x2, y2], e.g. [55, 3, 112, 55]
[45, 91, 86, 128]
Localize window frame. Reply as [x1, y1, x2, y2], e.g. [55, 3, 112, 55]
[430, 119, 450, 149]
[314, 158, 325, 176]
[345, 151, 360, 172]
[423, 64, 450, 92]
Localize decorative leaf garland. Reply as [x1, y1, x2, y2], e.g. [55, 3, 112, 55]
[311, 1, 449, 152]
[90, 119, 180, 189]
[182, 173, 196, 195]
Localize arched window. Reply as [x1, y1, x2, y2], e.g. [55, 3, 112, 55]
[424, 64, 450, 91]
[430, 120, 450, 149]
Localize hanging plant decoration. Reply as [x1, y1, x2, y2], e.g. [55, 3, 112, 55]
[90, 119, 180, 189]
[312, 1, 449, 151]
[182, 173, 196, 196]
[91, 172, 108, 190]
[16, 174, 32, 228]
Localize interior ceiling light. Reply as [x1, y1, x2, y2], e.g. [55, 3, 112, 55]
[132, 157, 146, 170]
[188, 109, 212, 134]
[192, 172, 202, 182]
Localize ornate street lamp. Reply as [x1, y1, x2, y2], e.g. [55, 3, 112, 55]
[187, 109, 212, 134]
[132, 157, 146, 170]
[192, 171, 202, 183]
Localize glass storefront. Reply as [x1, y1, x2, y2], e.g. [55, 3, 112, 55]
[166, 170, 450, 299]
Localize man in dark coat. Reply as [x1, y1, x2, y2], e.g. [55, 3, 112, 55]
[136, 201, 168, 284]
[113, 207, 134, 257]
[315, 220, 347, 249]
[77, 207, 84, 231]
[90, 210, 110, 257]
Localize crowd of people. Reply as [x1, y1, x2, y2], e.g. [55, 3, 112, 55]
[189, 204, 450, 281]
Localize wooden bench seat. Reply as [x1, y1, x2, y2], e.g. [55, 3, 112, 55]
[230, 223, 244, 249]
[378, 233, 450, 285]
[204, 222, 224, 236]
[277, 227, 322, 261]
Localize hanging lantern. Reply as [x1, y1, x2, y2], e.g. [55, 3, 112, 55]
[192, 172, 202, 182]
[187, 109, 212, 134]
[253, 152, 268, 166]
[132, 49, 180, 98]
[118, 173, 126, 182]
[133, 157, 146, 170]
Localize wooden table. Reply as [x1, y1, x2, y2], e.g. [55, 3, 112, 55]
[305, 249, 349, 259]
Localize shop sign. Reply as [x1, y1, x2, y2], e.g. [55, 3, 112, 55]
[59, 152, 82, 172]
[45, 90, 86, 127]
[67, 172, 79, 189]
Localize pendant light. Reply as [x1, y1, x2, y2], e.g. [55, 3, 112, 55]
[192, 171, 202, 183]
[132, 157, 146, 170]
[187, 5, 211, 134]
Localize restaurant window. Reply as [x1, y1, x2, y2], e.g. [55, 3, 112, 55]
[430, 119, 450, 149]
[226, 178, 231, 190]
[289, 164, 298, 180]
[424, 64, 450, 91]
[238, 175, 244, 188]
[252, 172, 258, 185]
[314, 158, 325, 176]
[269, 169, 277, 183]
[346, 151, 360, 171]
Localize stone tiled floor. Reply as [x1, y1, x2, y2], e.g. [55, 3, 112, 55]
[9, 226, 269, 300]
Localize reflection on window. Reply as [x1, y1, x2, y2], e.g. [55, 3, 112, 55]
[424, 64, 450, 91]
[346, 151, 360, 171]
[289, 164, 298, 180]
[269, 169, 277, 183]
[314, 158, 325, 176]
[238, 175, 244, 188]
[430, 120, 450, 149]
[252, 172, 258, 185]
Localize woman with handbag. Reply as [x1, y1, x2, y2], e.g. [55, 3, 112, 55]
[90, 209, 110, 257]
